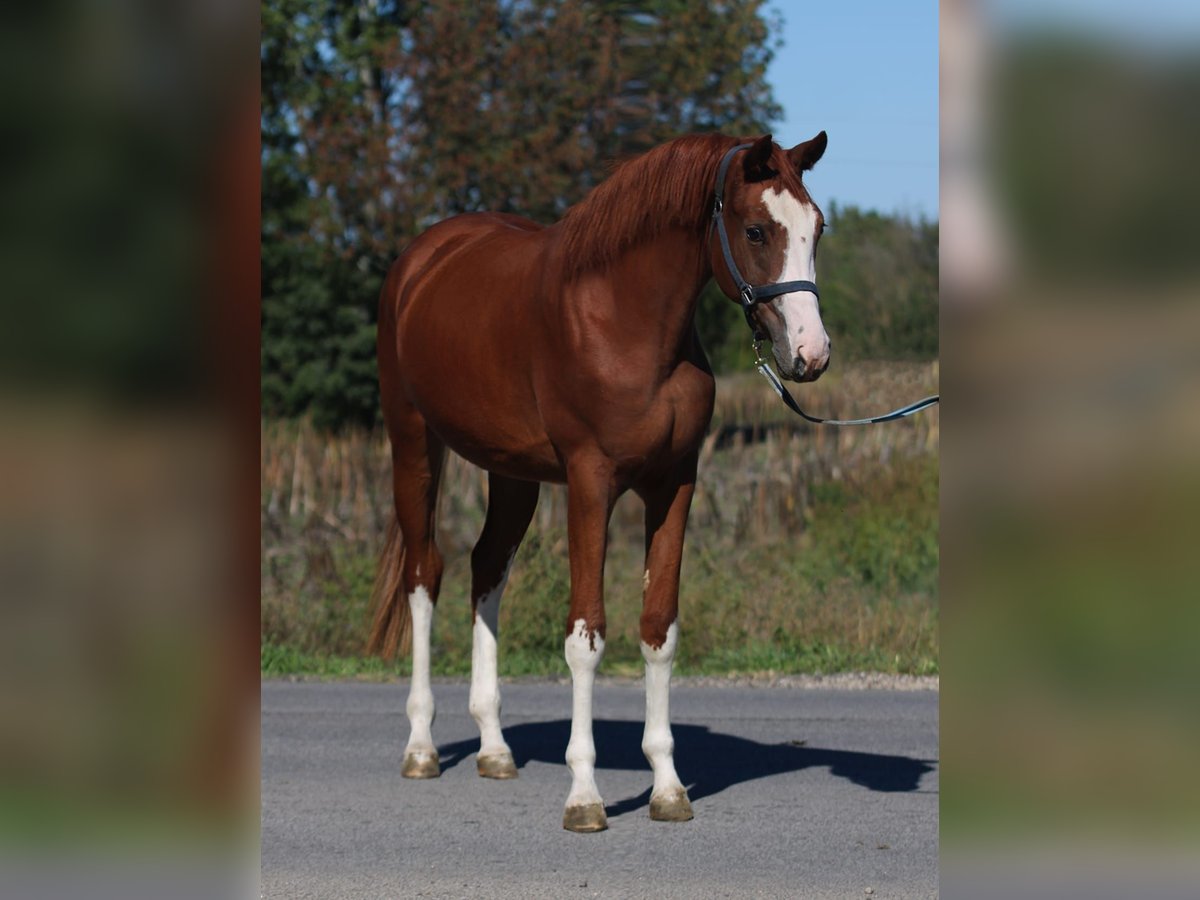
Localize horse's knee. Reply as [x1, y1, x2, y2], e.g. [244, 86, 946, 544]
[565, 619, 605, 672]
[639, 613, 678, 654]
[468, 687, 499, 719]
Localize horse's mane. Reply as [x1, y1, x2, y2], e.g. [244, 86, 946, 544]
[557, 134, 741, 279]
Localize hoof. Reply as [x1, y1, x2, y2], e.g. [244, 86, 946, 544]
[562, 803, 608, 833]
[401, 751, 440, 779]
[649, 789, 694, 822]
[476, 752, 518, 780]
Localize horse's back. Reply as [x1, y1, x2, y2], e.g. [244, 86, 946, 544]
[383, 212, 543, 316]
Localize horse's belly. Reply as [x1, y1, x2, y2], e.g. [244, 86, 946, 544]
[423, 402, 564, 483]
[399, 352, 563, 482]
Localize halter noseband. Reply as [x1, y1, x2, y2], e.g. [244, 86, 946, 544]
[711, 142, 820, 337]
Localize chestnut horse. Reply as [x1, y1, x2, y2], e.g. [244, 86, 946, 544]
[369, 131, 830, 832]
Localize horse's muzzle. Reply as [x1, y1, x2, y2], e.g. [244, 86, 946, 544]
[779, 349, 830, 383]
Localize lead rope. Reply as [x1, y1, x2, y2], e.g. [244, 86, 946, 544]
[751, 339, 939, 425]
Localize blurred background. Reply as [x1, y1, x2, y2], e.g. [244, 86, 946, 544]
[0, 0, 258, 897]
[941, 0, 1200, 895]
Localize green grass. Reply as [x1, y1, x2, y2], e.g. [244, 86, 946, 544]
[262, 455, 938, 679]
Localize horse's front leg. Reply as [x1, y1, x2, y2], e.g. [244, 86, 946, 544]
[636, 453, 698, 822]
[561, 456, 617, 833]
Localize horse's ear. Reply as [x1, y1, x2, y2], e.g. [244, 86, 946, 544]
[742, 134, 775, 181]
[789, 130, 828, 172]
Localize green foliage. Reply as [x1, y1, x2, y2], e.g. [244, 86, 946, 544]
[260, 642, 405, 679]
[995, 36, 1200, 284]
[260, 243, 381, 429]
[501, 530, 574, 666]
[807, 456, 940, 595]
[816, 203, 939, 361]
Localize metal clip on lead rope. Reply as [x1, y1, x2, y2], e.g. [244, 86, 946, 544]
[750, 334, 939, 425]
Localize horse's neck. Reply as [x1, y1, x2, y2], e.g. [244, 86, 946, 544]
[599, 227, 711, 367]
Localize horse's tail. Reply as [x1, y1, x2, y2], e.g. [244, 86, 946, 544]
[366, 516, 410, 658]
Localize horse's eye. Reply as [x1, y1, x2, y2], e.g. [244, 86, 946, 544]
[745, 225, 764, 244]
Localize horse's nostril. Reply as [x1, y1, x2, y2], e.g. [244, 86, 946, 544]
[793, 353, 807, 374]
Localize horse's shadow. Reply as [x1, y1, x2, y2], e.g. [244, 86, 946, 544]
[437, 719, 936, 819]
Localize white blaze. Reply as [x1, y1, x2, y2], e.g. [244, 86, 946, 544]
[761, 187, 831, 370]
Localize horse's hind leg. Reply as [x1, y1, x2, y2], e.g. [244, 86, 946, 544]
[391, 416, 446, 779]
[469, 473, 539, 779]
[636, 454, 698, 822]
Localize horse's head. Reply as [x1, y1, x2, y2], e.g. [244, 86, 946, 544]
[710, 132, 831, 382]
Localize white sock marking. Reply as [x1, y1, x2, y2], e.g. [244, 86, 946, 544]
[641, 621, 685, 799]
[761, 187, 830, 369]
[470, 549, 516, 759]
[564, 618, 605, 808]
[405, 586, 436, 759]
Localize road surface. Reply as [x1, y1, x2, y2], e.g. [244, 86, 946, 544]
[261, 678, 938, 898]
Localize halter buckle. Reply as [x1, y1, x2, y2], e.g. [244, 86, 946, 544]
[739, 284, 756, 309]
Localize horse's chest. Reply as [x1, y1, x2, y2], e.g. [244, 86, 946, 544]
[606, 376, 714, 473]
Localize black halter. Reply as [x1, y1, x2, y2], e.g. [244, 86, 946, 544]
[711, 142, 820, 335]
[709, 141, 940, 426]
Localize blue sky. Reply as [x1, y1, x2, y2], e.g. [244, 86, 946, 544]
[765, 1, 938, 220]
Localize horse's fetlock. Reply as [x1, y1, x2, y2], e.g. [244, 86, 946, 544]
[468, 691, 498, 719]
[642, 736, 674, 760]
[565, 741, 595, 771]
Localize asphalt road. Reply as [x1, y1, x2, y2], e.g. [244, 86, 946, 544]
[261, 679, 938, 899]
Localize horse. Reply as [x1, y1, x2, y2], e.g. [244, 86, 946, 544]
[368, 131, 830, 832]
